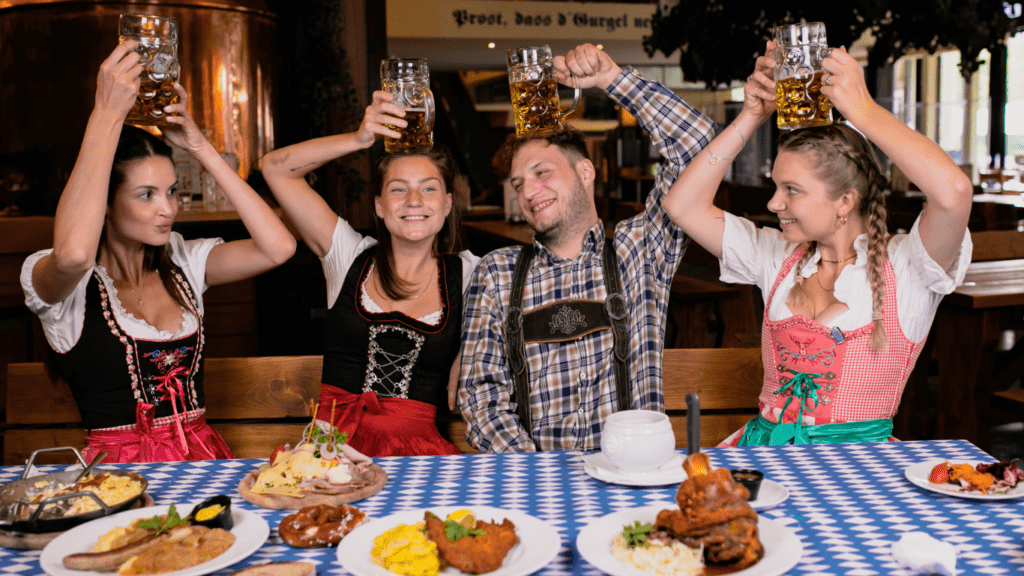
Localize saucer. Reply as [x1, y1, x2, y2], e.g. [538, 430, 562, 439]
[581, 451, 686, 486]
[749, 479, 789, 511]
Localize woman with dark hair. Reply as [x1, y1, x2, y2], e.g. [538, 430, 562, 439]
[262, 91, 480, 456]
[663, 42, 973, 446]
[21, 42, 296, 463]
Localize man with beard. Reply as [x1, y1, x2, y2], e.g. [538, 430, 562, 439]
[457, 43, 715, 452]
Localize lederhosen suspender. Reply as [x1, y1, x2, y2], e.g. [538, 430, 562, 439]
[504, 237, 631, 437]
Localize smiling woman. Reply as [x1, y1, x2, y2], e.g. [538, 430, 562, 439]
[662, 38, 974, 448]
[262, 90, 482, 457]
[19, 42, 296, 464]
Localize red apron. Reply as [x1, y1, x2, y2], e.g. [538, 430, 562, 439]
[316, 386, 460, 457]
[83, 407, 232, 463]
[720, 246, 925, 446]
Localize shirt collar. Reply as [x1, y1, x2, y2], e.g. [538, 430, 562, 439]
[799, 233, 869, 277]
[532, 220, 607, 264]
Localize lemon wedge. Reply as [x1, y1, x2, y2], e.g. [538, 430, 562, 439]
[446, 509, 476, 530]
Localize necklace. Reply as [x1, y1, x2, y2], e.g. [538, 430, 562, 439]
[374, 265, 434, 302]
[116, 278, 145, 306]
[814, 272, 835, 292]
[819, 253, 857, 264]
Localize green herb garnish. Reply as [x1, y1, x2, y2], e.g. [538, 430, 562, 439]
[444, 520, 485, 542]
[136, 503, 189, 535]
[621, 521, 655, 548]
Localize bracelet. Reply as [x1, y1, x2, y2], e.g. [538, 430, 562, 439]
[707, 124, 747, 166]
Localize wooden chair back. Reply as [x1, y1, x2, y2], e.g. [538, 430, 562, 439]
[662, 348, 763, 447]
[5, 356, 477, 464]
[970, 230, 1024, 262]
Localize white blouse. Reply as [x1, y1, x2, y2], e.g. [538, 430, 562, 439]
[320, 218, 481, 324]
[21, 233, 222, 354]
[719, 213, 972, 343]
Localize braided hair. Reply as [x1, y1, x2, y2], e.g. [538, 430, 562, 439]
[779, 124, 890, 351]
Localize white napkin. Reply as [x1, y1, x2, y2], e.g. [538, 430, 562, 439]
[891, 532, 957, 576]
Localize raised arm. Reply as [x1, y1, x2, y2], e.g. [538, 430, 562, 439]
[32, 42, 143, 304]
[261, 91, 407, 257]
[662, 44, 778, 259]
[161, 85, 296, 286]
[821, 47, 972, 270]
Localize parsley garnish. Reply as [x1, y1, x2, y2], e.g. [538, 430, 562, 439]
[621, 521, 655, 548]
[443, 520, 485, 542]
[136, 503, 189, 535]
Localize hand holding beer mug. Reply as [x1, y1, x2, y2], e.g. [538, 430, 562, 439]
[507, 45, 581, 136]
[380, 58, 434, 154]
[774, 22, 833, 130]
[118, 14, 179, 127]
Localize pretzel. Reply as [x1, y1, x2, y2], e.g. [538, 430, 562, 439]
[278, 504, 366, 548]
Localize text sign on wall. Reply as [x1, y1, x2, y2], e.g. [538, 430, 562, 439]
[387, 0, 657, 40]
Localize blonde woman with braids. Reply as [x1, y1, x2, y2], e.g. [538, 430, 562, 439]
[663, 41, 973, 446]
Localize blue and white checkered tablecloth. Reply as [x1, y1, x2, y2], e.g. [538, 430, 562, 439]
[0, 440, 1021, 575]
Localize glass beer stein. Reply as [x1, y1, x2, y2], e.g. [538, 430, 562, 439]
[507, 45, 581, 137]
[119, 14, 180, 127]
[380, 58, 434, 154]
[774, 22, 833, 130]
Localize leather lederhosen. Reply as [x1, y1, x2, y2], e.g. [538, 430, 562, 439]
[504, 238, 631, 437]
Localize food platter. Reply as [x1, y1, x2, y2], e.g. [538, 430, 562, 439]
[237, 463, 388, 510]
[38, 503, 269, 576]
[904, 459, 1024, 500]
[336, 505, 561, 576]
[576, 505, 802, 576]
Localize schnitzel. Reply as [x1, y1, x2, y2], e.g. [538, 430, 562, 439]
[423, 513, 518, 574]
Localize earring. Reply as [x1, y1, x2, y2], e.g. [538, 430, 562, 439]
[835, 214, 847, 226]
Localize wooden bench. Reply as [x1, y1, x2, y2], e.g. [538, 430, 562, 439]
[5, 349, 762, 464]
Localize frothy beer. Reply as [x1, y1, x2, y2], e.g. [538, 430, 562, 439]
[775, 70, 833, 130]
[510, 77, 562, 136]
[385, 109, 432, 154]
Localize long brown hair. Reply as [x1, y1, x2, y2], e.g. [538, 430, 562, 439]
[372, 148, 461, 300]
[106, 126, 193, 313]
[779, 124, 890, 351]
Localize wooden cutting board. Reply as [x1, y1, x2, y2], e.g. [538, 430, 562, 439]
[237, 465, 387, 510]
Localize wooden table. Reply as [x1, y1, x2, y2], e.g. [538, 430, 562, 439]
[932, 258, 1024, 447]
[461, 221, 742, 348]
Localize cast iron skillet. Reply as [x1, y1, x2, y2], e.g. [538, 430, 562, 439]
[0, 447, 148, 534]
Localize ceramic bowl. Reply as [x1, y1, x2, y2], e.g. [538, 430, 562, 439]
[600, 410, 676, 472]
[730, 469, 764, 500]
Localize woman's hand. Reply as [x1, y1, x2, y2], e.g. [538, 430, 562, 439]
[741, 41, 778, 122]
[161, 84, 208, 153]
[355, 91, 407, 148]
[819, 46, 876, 124]
[95, 41, 143, 120]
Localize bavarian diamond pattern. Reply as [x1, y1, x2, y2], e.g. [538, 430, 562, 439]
[0, 440, 1021, 575]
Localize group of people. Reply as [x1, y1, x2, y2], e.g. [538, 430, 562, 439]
[21, 37, 973, 463]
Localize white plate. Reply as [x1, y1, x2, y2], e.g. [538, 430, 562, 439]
[905, 459, 1024, 500]
[40, 503, 270, 576]
[576, 505, 801, 576]
[750, 479, 789, 512]
[581, 452, 686, 486]
[337, 505, 560, 576]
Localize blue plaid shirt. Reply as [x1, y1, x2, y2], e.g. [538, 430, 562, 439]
[457, 68, 716, 452]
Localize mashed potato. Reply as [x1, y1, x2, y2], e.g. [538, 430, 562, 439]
[611, 532, 704, 576]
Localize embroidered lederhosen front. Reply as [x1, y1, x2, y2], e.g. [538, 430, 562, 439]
[505, 238, 631, 438]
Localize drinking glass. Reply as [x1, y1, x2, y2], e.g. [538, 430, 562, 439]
[380, 58, 434, 154]
[774, 22, 833, 130]
[118, 14, 179, 127]
[506, 45, 580, 136]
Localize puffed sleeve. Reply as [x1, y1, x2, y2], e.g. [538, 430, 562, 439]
[21, 249, 90, 353]
[320, 218, 377, 309]
[719, 212, 795, 292]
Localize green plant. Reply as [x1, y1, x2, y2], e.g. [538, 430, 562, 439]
[643, 1, 1022, 88]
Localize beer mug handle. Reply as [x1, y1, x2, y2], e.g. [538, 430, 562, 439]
[561, 72, 581, 118]
[423, 87, 435, 134]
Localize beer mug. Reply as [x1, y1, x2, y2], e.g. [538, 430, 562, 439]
[774, 22, 833, 130]
[507, 45, 581, 137]
[380, 58, 434, 154]
[118, 14, 180, 127]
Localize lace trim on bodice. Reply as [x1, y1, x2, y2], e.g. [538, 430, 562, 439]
[95, 265, 196, 340]
[359, 262, 443, 326]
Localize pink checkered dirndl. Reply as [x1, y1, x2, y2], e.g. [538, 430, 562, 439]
[719, 246, 926, 446]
